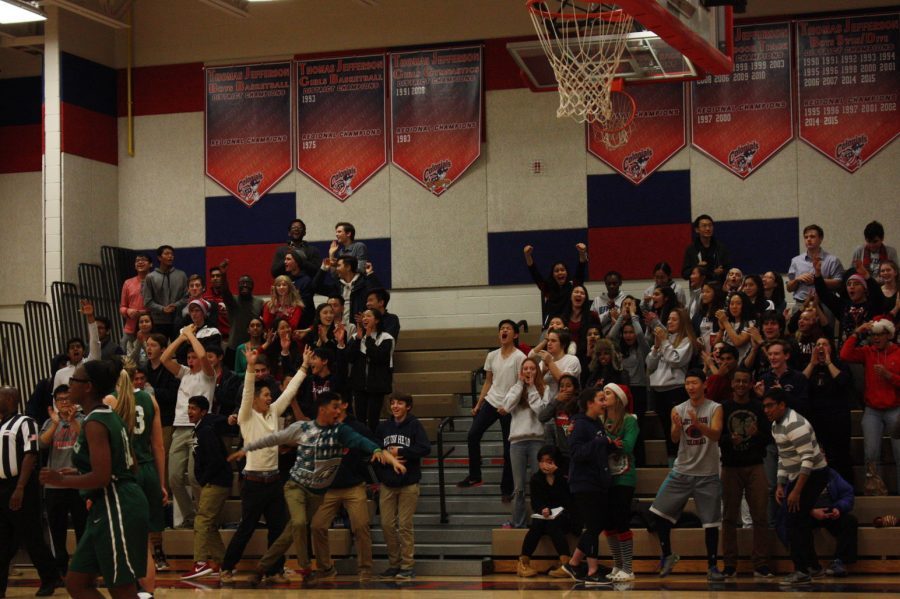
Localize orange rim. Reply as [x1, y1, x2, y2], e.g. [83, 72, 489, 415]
[525, 0, 630, 22]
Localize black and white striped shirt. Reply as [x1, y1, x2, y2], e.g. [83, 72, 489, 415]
[0, 413, 40, 479]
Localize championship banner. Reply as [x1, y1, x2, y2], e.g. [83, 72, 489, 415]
[797, 13, 899, 173]
[587, 82, 686, 185]
[297, 54, 387, 201]
[691, 23, 793, 178]
[390, 46, 482, 196]
[206, 62, 292, 206]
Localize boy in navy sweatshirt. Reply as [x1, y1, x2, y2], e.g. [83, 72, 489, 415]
[184, 395, 238, 580]
[375, 393, 431, 579]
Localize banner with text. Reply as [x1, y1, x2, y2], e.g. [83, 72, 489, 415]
[797, 13, 899, 173]
[691, 23, 793, 178]
[390, 46, 482, 196]
[588, 83, 686, 185]
[206, 62, 293, 206]
[297, 54, 387, 201]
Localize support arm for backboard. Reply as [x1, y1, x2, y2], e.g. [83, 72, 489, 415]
[615, 0, 734, 74]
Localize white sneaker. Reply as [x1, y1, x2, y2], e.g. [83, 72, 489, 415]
[611, 570, 635, 582]
[606, 567, 621, 580]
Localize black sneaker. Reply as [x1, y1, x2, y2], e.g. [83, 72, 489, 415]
[583, 573, 613, 586]
[35, 579, 64, 597]
[561, 562, 588, 581]
[808, 565, 826, 579]
[395, 568, 415, 579]
[153, 548, 170, 571]
[722, 566, 737, 578]
[456, 476, 483, 488]
[380, 567, 401, 578]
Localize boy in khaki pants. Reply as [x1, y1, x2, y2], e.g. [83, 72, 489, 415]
[375, 393, 431, 579]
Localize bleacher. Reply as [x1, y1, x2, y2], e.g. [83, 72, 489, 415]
[8, 298, 900, 577]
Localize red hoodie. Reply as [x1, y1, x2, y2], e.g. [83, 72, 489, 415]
[840, 335, 900, 410]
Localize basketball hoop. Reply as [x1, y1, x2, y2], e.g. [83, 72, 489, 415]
[525, 1, 635, 127]
[592, 89, 636, 149]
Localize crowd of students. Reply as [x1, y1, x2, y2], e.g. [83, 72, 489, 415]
[461, 216, 899, 586]
[1, 215, 899, 595]
[2, 220, 433, 598]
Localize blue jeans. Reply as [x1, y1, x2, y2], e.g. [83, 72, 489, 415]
[467, 402, 513, 494]
[509, 440, 542, 528]
[861, 405, 900, 494]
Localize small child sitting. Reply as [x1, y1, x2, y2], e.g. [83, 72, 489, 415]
[517, 445, 577, 577]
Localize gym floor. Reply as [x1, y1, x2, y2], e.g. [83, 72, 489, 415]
[6, 572, 900, 597]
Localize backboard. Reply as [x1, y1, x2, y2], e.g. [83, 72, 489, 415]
[509, 0, 734, 90]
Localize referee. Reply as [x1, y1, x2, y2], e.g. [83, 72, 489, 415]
[0, 386, 62, 598]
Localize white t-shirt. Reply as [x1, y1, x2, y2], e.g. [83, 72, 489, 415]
[483, 348, 525, 409]
[173, 364, 216, 427]
[542, 354, 582, 400]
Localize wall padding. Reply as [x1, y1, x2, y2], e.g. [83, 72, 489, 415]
[0, 172, 43, 304]
[389, 162, 488, 289]
[485, 89, 587, 233]
[117, 113, 206, 247]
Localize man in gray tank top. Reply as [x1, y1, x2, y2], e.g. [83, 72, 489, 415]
[650, 369, 725, 582]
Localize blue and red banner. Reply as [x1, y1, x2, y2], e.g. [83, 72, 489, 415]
[390, 46, 482, 196]
[797, 13, 899, 173]
[691, 23, 794, 178]
[588, 83, 686, 185]
[297, 54, 387, 201]
[205, 62, 293, 206]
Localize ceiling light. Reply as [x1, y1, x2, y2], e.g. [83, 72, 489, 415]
[0, 0, 47, 24]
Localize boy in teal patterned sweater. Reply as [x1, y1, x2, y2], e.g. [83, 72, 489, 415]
[229, 391, 405, 583]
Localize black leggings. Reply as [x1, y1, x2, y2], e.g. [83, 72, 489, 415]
[574, 491, 607, 558]
[521, 517, 572, 557]
[354, 390, 385, 431]
[604, 485, 634, 534]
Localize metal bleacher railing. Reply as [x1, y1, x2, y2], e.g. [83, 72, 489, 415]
[0, 246, 137, 409]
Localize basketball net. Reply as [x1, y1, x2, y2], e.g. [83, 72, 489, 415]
[526, 1, 635, 136]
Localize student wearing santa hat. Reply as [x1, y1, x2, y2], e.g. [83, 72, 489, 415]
[600, 383, 638, 582]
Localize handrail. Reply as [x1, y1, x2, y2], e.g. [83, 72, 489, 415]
[470, 367, 486, 409]
[436, 415, 456, 525]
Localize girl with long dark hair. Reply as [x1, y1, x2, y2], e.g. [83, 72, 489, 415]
[349, 309, 395, 430]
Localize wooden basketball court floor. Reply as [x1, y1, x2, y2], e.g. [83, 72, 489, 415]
[6, 571, 900, 597]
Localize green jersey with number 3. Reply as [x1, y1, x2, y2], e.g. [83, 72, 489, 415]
[72, 406, 136, 500]
[132, 390, 156, 464]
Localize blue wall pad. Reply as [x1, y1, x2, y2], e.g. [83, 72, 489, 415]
[0, 77, 42, 126]
[60, 52, 117, 117]
[488, 228, 588, 286]
[587, 170, 691, 228]
[205, 192, 298, 247]
[715, 217, 799, 276]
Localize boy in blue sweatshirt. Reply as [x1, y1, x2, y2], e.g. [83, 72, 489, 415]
[375, 393, 431, 579]
[183, 395, 239, 580]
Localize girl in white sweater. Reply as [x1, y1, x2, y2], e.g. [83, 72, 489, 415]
[502, 357, 550, 528]
[646, 307, 696, 464]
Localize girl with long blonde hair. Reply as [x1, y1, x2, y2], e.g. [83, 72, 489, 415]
[263, 275, 303, 330]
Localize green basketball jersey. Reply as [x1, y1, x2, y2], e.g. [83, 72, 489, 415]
[73, 406, 136, 500]
[132, 390, 155, 464]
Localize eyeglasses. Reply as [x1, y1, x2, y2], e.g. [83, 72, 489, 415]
[69, 376, 90, 385]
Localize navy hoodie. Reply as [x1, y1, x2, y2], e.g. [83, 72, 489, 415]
[192, 413, 237, 488]
[567, 412, 612, 494]
[375, 414, 431, 487]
